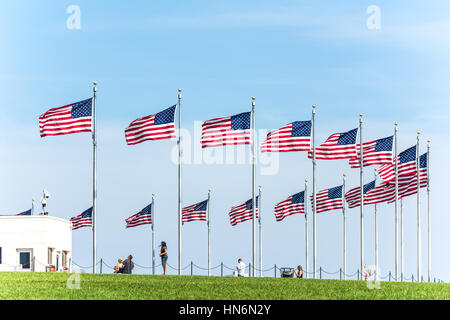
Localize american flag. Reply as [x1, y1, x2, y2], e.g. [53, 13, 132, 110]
[364, 182, 396, 205]
[261, 121, 311, 152]
[348, 136, 393, 168]
[389, 153, 428, 201]
[182, 200, 208, 224]
[378, 145, 417, 183]
[39, 98, 92, 138]
[274, 191, 305, 222]
[344, 181, 375, 209]
[125, 105, 176, 145]
[126, 204, 152, 228]
[70, 207, 93, 231]
[312, 186, 343, 213]
[229, 196, 259, 226]
[308, 128, 358, 160]
[201, 112, 251, 148]
[16, 209, 32, 216]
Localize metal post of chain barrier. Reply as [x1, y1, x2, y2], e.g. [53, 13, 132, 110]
[320, 267, 322, 279]
[434, 278, 436, 283]
[274, 264, 277, 278]
[421, 275, 424, 283]
[357, 269, 360, 280]
[412, 274, 414, 282]
[221, 262, 223, 277]
[389, 272, 392, 281]
[100, 258, 103, 274]
[340, 268, 342, 280]
[191, 261, 193, 276]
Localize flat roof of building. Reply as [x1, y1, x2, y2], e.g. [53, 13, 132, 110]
[0, 215, 71, 224]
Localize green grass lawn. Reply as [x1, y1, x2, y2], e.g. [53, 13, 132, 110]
[0, 272, 448, 300]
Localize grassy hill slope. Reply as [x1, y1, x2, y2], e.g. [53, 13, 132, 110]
[0, 272, 448, 300]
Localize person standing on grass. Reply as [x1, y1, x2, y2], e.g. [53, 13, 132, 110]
[160, 241, 168, 275]
[294, 265, 304, 278]
[235, 258, 246, 277]
[123, 255, 134, 274]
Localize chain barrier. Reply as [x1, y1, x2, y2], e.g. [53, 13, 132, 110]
[0, 256, 443, 282]
[72, 260, 101, 269]
[192, 263, 222, 271]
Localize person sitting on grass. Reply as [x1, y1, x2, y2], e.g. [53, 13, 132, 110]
[234, 258, 247, 277]
[123, 255, 134, 274]
[114, 258, 125, 274]
[294, 265, 304, 278]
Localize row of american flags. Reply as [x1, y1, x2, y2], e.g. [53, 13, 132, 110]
[39, 99, 427, 228]
[37, 87, 432, 280]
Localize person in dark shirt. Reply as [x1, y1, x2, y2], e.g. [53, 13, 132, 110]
[123, 255, 134, 274]
[294, 265, 304, 278]
[159, 241, 168, 275]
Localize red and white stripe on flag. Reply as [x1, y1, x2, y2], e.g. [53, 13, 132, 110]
[228, 198, 259, 226]
[260, 121, 311, 153]
[308, 128, 358, 160]
[201, 112, 251, 148]
[182, 200, 208, 224]
[125, 105, 176, 145]
[274, 194, 305, 222]
[39, 98, 92, 138]
[311, 186, 343, 213]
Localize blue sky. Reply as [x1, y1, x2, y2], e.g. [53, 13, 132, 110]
[0, 1, 449, 282]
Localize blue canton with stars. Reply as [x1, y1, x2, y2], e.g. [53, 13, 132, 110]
[18, 209, 32, 216]
[71, 98, 92, 119]
[291, 121, 312, 137]
[139, 204, 152, 216]
[363, 181, 376, 194]
[328, 186, 343, 199]
[337, 128, 358, 145]
[155, 105, 176, 125]
[374, 136, 393, 152]
[81, 207, 93, 218]
[245, 196, 259, 210]
[194, 200, 208, 211]
[292, 191, 305, 204]
[420, 153, 427, 168]
[231, 112, 251, 130]
[399, 145, 416, 163]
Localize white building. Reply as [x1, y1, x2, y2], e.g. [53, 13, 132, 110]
[0, 215, 72, 272]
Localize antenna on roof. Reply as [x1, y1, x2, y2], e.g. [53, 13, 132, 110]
[41, 189, 50, 215]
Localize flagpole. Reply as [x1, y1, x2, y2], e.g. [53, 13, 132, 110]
[304, 179, 308, 279]
[401, 196, 404, 282]
[92, 81, 97, 274]
[177, 89, 183, 276]
[207, 189, 211, 277]
[251, 96, 256, 278]
[342, 173, 347, 280]
[359, 114, 364, 276]
[416, 131, 421, 282]
[312, 105, 317, 279]
[394, 122, 399, 281]
[374, 168, 379, 281]
[427, 140, 431, 283]
[258, 185, 262, 278]
[152, 193, 155, 275]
